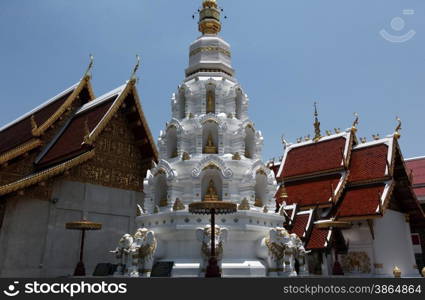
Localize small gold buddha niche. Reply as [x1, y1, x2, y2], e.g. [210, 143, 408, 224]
[204, 179, 219, 202]
[204, 133, 218, 154]
[206, 90, 215, 114]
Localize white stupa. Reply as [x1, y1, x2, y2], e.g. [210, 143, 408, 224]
[138, 0, 281, 277]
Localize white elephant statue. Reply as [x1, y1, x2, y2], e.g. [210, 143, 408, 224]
[196, 225, 228, 276]
[264, 227, 290, 277]
[111, 228, 157, 277]
[110, 234, 133, 276]
[264, 228, 311, 277]
[128, 228, 157, 277]
[282, 233, 300, 277]
[295, 242, 311, 276]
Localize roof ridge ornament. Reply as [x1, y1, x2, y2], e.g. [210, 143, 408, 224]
[313, 102, 322, 142]
[30, 115, 38, 133]
[351, 112, 359, 133]
[394, 116, 402, 139]
[130, 55, 141, 83]
[281, 134, 291, 149]
[198, 0, 222, 35]
[83, 54, 94, 78]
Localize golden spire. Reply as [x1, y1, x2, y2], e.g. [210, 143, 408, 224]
[198, 0, 221, 35]
[313, 102, 322, 142]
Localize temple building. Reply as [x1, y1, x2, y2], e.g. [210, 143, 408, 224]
[133, 0, 281, 277]
[406, 156, 425, 270]
[270, 110, 425, 277]
[0, 66, 158, 276]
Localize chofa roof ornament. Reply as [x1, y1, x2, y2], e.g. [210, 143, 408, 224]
[394, 116, 402, 140]
[313, 102, 322, 142]
[351, 112, 359, 133]
[130, 54, 141, 83]
[83, 54, 94, 78]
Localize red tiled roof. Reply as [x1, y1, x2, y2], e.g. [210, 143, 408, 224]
[349, 144, 389, 183]
[281, 174, 341, 207]
[0, 91, 73, 154]
[280, 137, 347, 179]
[289, 212, 311, 238]
[38, 97, 116, 166]
[336, 185, 385, 218]
[406, 158, 425, 186]
[306, 226, 330, 250]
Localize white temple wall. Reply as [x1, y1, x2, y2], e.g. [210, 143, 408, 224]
[0, 180, 140, 277]
[373, 209, 418, 277]
[340, 221, 376, 276]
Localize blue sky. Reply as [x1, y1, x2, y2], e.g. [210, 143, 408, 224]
[0, 0, 424, 161]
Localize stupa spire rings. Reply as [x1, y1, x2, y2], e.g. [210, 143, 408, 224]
[199, 0, 221, 35]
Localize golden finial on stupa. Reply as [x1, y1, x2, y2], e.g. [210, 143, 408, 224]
[313, 102, 322, 142]
[198, 0, 221, 35]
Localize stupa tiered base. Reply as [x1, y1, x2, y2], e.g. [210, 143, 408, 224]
[136, 209, 283, 277]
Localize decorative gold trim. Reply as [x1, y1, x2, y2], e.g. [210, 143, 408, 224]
[130, 84, 159, 161]
[84, 83, 131, 145]
[33, 75, 93, 137]
[0, 150, 95, 196]
[0, 78, 92, 165]
[380, 181, 396, 214]
[82, 80, 158, 162]
[190, 47, 231, 57]
[186, 69, 233, 77]
[0, 139, 43, 165]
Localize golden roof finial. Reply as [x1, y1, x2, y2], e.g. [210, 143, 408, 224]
[313, 102, 322, 142]
[130, 54, 141, 82]
[394, 116, 402, 139]
[351, 112, 359, 132]
[30, 115, 38, 131]
[30, 115, 40, 137]
[83, 54, 94, 78]
[198, 0, 221, 35]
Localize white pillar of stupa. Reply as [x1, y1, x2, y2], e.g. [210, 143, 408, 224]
[138, 0, 281, 277]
